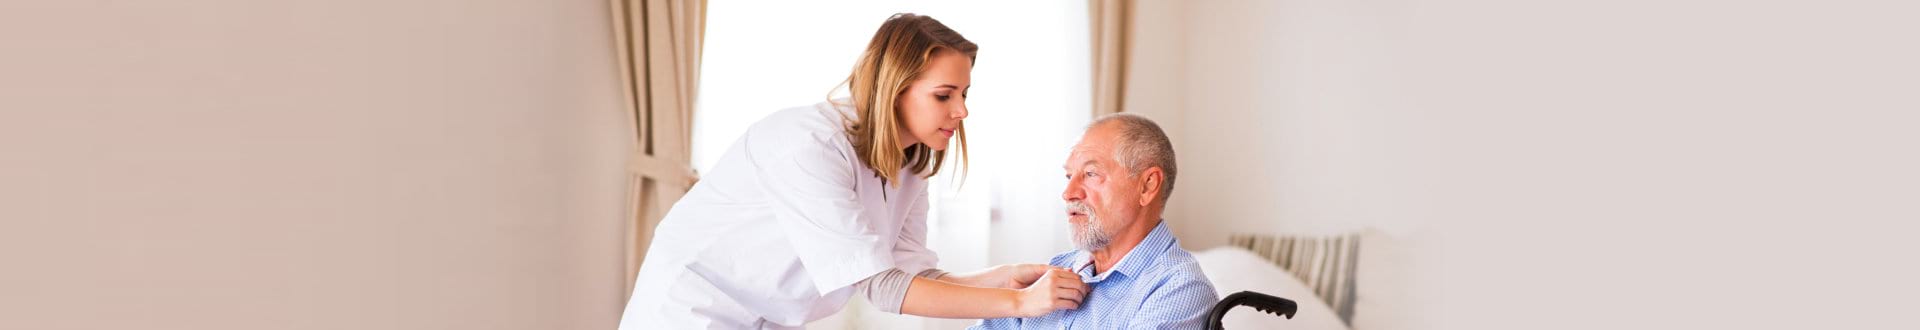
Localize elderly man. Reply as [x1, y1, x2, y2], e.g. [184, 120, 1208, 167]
[974, 114, 1218, 329]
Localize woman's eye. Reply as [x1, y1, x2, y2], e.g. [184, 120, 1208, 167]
[935, 95, 951, 101]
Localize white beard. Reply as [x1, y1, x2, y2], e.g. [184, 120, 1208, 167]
[1067, 200, 1113, 252]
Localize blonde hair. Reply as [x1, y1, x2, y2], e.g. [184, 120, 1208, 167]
[836, 13, 976, 186]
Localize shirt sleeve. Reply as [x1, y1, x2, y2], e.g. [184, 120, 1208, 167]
[891, 187, 940, 273]
[749, 131, 896, 292]
[857, 267, 954, 315]
[1127, 274, 1221, 329]
[855, 268, 915, 314]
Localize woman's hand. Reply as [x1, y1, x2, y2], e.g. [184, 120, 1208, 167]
[1013, 267, 1087, 318]
[989, 264, 1053, 289]
[898, 266, 1087, 319]
[1002, 264, 1054, 289]
[945, 264, 1052, 289]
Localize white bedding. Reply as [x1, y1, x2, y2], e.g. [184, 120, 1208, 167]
[1195, 247, 1353, 330]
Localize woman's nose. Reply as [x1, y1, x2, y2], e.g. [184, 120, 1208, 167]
[952, 103, 969, 119]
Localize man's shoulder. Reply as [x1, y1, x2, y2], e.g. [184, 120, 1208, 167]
[1143, 245, 1218, 292]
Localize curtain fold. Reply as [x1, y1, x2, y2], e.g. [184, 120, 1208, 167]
[1090, 0, 1133, 116]
[610, 0, 704, 296]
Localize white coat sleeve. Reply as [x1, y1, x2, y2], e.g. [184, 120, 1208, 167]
[891, 188, 939, 274]
[748, 134, 896, 292]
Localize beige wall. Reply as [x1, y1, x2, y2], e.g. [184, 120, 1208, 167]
[1133, 0, 1418, 249]
[0, 1, 632, 329]
[1130, 0, 1919, 329]
[1128, 1, 1431, 329]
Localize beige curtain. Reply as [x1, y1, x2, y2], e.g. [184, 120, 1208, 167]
[610, 0, 705, 296]
[1090, 0, 1133, 116]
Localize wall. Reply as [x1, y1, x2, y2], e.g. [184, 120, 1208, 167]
[0, 1, 633, 329]
[1130, 0, 1920, 329]
[1128, 1, 1430, 329]
[1132, 0, 1417, 250]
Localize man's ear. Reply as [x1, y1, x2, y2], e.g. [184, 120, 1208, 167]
[1138, 167, 1164, 207]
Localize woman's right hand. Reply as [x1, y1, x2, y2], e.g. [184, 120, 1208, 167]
[1013, 267, 1087, 317]
[978, 264, 1052, 289]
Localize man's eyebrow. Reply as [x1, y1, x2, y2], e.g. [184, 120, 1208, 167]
[1063, 159, 1098, 171]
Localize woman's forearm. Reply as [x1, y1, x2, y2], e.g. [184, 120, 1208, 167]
[898, 276, 1020, 318]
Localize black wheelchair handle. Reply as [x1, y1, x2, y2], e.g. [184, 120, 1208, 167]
[1205, 291, 1300, 330]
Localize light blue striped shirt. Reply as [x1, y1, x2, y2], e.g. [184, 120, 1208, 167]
[972, 221, 1218, 329]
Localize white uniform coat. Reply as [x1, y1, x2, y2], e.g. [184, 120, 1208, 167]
[618, 102, 939, 329]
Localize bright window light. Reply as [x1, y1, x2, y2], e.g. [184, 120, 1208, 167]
[693, 2, 1089, 327]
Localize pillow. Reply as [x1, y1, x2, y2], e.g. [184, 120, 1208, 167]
[1194, 247, 1352, 330]
[1350, 228, 1428, 330]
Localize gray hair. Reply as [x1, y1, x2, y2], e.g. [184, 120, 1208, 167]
[1088, 113, 1177, 204]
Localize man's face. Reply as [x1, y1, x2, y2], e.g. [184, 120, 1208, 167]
[1062, 124, 1141, 251]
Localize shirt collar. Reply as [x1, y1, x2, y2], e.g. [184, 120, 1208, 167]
[1071, 220, 1177, 283]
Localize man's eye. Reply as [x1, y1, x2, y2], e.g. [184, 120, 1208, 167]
[1085, 171, 1097, 178]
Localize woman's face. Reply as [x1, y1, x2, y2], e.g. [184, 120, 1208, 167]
[895, 48, 972, 151]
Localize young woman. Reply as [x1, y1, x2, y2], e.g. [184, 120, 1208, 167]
[618, 13, 1087, 329]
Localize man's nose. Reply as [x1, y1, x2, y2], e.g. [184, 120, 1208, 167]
[1061, 181, 1083, 202]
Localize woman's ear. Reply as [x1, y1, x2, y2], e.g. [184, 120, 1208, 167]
[1138, 167, 1164, 207]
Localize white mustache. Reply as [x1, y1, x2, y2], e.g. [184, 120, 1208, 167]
[1066, 201, 1092, 216]
[1066, 200, 1110, 251]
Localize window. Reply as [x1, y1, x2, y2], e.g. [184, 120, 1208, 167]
[693, 1, 1089, 327]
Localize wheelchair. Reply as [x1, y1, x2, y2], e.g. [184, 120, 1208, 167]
[1204, 291, 1300, 330]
